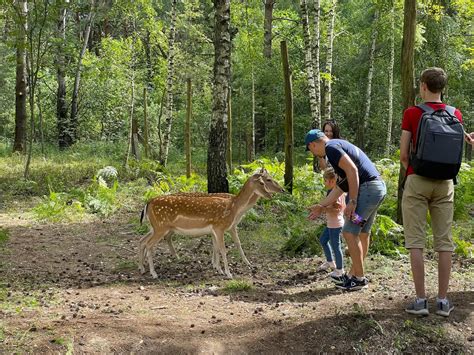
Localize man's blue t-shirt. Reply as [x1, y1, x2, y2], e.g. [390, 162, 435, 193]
[325, 139, 380, 187]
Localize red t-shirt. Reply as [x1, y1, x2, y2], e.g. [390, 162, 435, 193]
[401, 102, 463, 176]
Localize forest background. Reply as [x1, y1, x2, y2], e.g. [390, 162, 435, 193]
[0, 0, 473, 352]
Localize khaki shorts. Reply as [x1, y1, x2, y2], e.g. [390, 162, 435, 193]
[402, 174, 454, 252]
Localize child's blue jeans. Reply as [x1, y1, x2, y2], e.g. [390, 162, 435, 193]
[319, 227, 343, 269]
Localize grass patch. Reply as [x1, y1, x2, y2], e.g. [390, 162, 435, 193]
[222, 279, 253, 292]
[114, 260, 137, 272]
[0, 228, 9, 246]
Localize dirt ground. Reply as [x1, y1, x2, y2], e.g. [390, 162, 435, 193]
[0, 207, 473, 354]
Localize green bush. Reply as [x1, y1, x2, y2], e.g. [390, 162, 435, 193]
[33, 190, 85, 222]
[370, 215, 406, 257]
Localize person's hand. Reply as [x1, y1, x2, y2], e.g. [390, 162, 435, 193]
[344, 202, 356, 219]
[465, 132, 474, 146]
[308, 204, 323, 220]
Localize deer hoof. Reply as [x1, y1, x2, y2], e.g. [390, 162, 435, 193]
[151, 271, 158, 279]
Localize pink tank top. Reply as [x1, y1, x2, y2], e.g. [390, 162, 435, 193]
[326, 194, 346, 228]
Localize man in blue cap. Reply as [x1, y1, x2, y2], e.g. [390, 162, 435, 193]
[306, 129, 386, 291]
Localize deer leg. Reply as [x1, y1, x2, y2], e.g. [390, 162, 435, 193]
[143, 229, 170, 279]
[230, 226, 251, 267]
[164, 232, 178, 259]
[138, 230, 154, 274]
[211, 235, 223, 275]
[213, 229, 232, 279]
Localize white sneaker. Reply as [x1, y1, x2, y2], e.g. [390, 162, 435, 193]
[329, 269, 344, 277]
[318, 261, 335, 271]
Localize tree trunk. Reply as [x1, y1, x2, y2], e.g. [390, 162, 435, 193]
[207, 0, 230, 193]
[263, 0, 275, 59]
[143, 30, 154, 91]
[160, 0, 178, 166]
[70, 0, 95, 146]
[358, 10, 378, 149]
[227, 86, 232, 173]
[397, 0, 417, 224]
[385, 3, 395, 157]
[300, 0, 319, 127]
[250, 72, 256, 161]
[185, 78, 192, 178]
[281, 41, 293, 194]
[143, 88, 149, 159]
[13, 0, 28, 153]
[322, 0, 336, 122]
[310, 0, 321, 128]
[56, 5, 69, 149]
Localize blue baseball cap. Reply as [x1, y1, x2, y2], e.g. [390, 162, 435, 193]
[305, 129, 326, 150]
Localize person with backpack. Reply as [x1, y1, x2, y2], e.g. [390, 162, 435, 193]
[400, 67, 464, 317]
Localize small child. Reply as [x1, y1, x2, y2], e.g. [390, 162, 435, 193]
[316, 168, 346, 283]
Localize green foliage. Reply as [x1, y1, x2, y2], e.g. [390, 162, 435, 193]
[0, 228, 9, 247]
[453, 163, 474, 220]
[85, 178, 119, 217]
[33, 190, 85, 222]
[281, 222, 325, 257]
[222, 279, 253, 292]
[453, 224, 474, 258]
[370, 215, 406, 257]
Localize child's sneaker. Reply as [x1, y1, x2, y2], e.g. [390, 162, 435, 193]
[336, 276, 368, 291]
[317, 261, 335, 272]
[436, 299, 454, 317]
[329, 269, 346, 284]
[405, 298, 429, 316]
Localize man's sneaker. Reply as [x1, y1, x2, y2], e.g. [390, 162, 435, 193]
[336, 276, 368, 291]
[405, 298, 429, 316]
[436, 299, 454, 317]
[330, 271, 349, 285]
[317, 261, 335, 272]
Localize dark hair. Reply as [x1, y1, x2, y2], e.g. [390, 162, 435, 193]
[420, 67, 447, 93]
[322, 121, 341, 139]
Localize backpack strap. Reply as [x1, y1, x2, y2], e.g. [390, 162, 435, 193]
[444, 105, 456, 116]
[416, 103, 435, 114]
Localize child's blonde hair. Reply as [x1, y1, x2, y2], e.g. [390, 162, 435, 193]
[323, 167, 337, 180]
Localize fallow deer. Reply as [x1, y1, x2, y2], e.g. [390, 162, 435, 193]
[139, 169, 284, 279]
[159, 169, 284, 268]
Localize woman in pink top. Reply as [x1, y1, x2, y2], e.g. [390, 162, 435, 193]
[316, 168, 346, 283]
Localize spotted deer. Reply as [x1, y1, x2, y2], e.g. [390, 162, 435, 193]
[139, 169, 284, 278]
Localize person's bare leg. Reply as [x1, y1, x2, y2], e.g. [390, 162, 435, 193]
[410, 248, 426, 298]
[437, 251, 452, 299]
[343, 232, 364, 277]
[359, 232, 370, 260]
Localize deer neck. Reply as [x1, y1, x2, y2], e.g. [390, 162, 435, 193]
[231, 181, 261, 217]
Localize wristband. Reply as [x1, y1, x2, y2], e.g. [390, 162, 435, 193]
[348, 198, 357, 205]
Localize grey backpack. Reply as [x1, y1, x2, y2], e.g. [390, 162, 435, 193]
[410, 104, 464, 180]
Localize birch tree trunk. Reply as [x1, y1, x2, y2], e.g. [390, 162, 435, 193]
[385, 3, 395, 157]
[322, 0, 336, 122]
[207, 0, 230, 193]
[300, 0, 319, 126]
[70, 0, 95, 146]
[143, 88, 149, 159]
[56, 5, 69, 149]
[13, 0, 28, 153]
[159, 0, 178, 166]
[250, 72, 256, 161]
[185, 78, 192, 178]
[310, 0, 321, 128]
[227, 86, 232, 172]
[397, 0, 417, 224]
[281, 41, 293, 194]
[359, 11, 378, 149]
